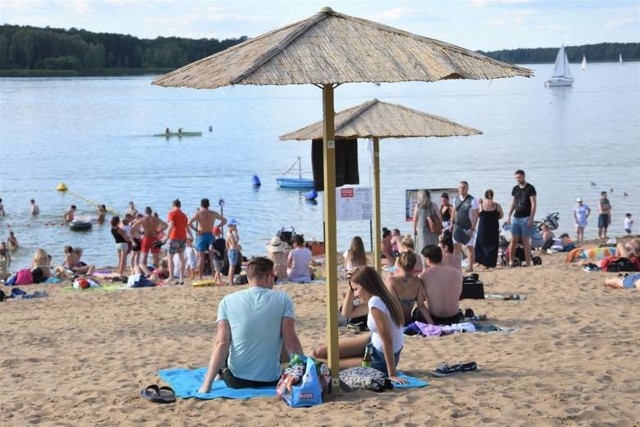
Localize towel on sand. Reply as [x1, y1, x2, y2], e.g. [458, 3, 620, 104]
[158, 367, 427, 399]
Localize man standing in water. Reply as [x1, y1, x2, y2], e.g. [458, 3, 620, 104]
[189, 198, 226, 280]
[597, 191, 612, 240]
[505, 170, 537, 267]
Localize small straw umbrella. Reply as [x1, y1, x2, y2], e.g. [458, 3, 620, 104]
[280, 98, 483, 272]
[153, 7, 532, 386]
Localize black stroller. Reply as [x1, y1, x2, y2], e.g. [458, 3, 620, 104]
[500, 212, 560, 267]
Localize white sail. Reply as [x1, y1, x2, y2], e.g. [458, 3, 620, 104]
[551, 45, 573, 79]
[546, 45, 574, 86]
[581, 54, 587, 71]
[619, 53, 624, 64]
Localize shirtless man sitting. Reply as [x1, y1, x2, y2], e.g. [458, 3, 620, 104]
[132, 207, 167, 268]
[189, 198, 226, 279]
[416, 245, 463, 325]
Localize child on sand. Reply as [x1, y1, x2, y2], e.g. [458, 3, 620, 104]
[226, 220, 240, 286]
[184, 237, 197, 280]
[211, 226, 225, 285]
[624, 213, 634, 236]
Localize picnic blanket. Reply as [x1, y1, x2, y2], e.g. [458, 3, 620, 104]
[158, 367, 427, 400]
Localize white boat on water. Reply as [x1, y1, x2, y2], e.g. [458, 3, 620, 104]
[581, 54, 587, 71]
[545, 45, 574, 87]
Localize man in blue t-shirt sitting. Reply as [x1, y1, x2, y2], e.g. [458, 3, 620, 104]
[198, 257, 304, 391]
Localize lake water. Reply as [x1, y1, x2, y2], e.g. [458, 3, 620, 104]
[1, 61, 638, 269]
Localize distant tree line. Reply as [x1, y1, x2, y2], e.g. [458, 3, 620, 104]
[0, 25, 247, 74]
[479, 42, 639, 64]
[0, 25, 637, 76]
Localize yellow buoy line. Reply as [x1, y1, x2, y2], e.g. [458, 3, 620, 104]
[59, 183, 122, 217]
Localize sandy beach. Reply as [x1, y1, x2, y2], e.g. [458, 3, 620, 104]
[1, 245, 639, 426]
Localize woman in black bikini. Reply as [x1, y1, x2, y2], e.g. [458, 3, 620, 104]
[385, 251, 426, 326]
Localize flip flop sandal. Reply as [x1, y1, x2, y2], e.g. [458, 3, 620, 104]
[432, 362, 478, 377]
[158, 386, 176, 403]
[140, 385, 164, 403]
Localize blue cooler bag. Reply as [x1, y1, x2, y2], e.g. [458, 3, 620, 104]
[280, 356, 324, 407]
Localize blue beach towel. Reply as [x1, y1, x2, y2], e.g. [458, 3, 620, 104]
[394, 372, 429, 389]
[158, 367, 277, 400]
[158, 367, 427, 400]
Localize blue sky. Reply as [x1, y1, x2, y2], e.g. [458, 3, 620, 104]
[1, 0, 638, 50]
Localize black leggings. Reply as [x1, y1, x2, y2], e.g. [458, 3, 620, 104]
[221, 367, 278, 389]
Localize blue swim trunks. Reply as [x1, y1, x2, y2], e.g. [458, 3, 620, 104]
[511, 216, 533, 237]
[195, 232, 213, 252]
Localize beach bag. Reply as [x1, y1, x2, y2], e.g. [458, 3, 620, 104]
[234, 274, 248, 285]
[339, 366, 393, 392]
[279, 356, 325, 408]
[601, 257, 637, 272]
[460, 274, 485, 300]
[427, 213, 443, 235]
[15, 269, 33, 285]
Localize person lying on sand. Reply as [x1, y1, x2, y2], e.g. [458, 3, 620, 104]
[198, 257, 303, 392]
[313, 266, 407, 384]
[605, 273, 640, 289]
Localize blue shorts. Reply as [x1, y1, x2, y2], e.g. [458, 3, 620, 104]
[227, 249, 239, 267]
[511, 216, 533, 237]
[369, 342, 402, 376]
[195, 232, 213, 252]
[623, 273, 640, 289]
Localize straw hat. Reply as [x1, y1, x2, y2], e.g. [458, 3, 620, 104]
[267, 237, 286, 253]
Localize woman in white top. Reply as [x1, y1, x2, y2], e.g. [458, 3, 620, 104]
[312, 266, 406, 383]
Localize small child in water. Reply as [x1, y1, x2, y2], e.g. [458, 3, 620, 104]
[624, 213, 634, 236]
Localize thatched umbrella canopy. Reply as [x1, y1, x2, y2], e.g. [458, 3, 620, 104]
[153, 7, 532, 384]
[280, 98, 482, 272]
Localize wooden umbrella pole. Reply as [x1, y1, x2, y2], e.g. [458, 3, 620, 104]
[322, 84, 340, 390]
[372, 137, 382, 273]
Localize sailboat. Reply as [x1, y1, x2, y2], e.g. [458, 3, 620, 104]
[581, 54, 587, 71]
[276, 156, 314, 189]
[619, 53, 624, 65]
[545, 45, 574, 87]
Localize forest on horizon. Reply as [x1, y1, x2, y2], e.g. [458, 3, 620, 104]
[0, 24, 638, 77]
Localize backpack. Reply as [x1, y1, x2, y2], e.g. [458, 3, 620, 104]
[601, 256, 637, 272]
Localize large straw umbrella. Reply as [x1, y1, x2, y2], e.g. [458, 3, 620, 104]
[280, 98, 483, 272]
[153, 7, 532, 386]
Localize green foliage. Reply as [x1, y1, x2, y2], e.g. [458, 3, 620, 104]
[0, 24, 246, 72]
[479, 43, 640, 64]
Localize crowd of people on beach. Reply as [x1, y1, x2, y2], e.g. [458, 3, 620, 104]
[1, 170, 637, 392]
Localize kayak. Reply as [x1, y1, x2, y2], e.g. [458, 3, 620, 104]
[153, 132, 202, 137]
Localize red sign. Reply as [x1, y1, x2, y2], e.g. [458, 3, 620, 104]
[340, 188, 354, 198]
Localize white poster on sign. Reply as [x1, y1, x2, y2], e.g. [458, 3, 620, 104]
[336, 186, 373, 221]
[405, 188, 457, 221]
